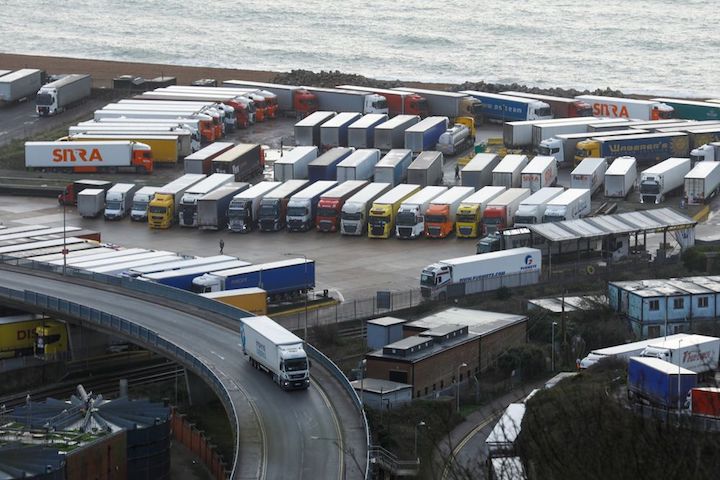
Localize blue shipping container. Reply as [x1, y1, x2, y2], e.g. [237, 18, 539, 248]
[145, 260, 251, 290]
[222, 260, 315, 295]
[464, 92, 530, 121]
[597, 134, 689, 162]
[308, 147, 354, 182]
[405, 116, 448, 153]
[628, 357, 697, 408]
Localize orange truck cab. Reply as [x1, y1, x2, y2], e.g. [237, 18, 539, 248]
[257, 90, 279, 119]
[424, 187, 475, 239]
[294, 89, 319, 117]
[247, 93, 267, 122]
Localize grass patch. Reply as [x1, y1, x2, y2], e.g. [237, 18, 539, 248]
[0, 125, 71, 169]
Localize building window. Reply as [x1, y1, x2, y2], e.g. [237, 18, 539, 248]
[673, 298, 684, 310]
[649, 299, 660, 311]
[433, 384, 436, 391]
[417, 390, 421, 398]
[698, 296, 709, 308]
[424, 387, 428, 395]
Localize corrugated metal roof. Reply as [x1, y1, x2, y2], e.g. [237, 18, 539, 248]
[0, 444, 64, 479]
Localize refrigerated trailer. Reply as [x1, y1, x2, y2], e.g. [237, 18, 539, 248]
[336, 149, 380, 182]
[639, 157, 691, 204]
[460, 154, 501, 189]
[684, 161, 720, 205]
[604, 156, 637, 198]
[36, 74, 91, 116]
[25, 141, 153, 174]
[374, 115, 420, 151]
[576, 95, 673, 120]
[492, 155, 528, 189]
[337, 85, 429, 117]
[347, 114, 389, 149]
[294, 111, 336, 146]
[0, 69, 43, 104]
[274, 146, 319, 181]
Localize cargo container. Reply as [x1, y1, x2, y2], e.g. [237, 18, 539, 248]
[143, 259, 251, 290]
[538, 129, 646, 165]
[628, 356, 697, 408]
[500, 91, 592, 118]
[67, 133, 182, 163]
[570, 157, 607, 195]
[302, 86, 388, 114]
[374, 115, 420, 151]
[148, 174, 207, 229]
[212, 143, 264, 182]
[130, 186, 161, 222]
[392, 87, 482, 120]
[684, 161, 720, 205]
[651, 98, 720, 121]
[374, 149, 413, 186]
[407, 151, 444, 186]
[460, 153, 501, 189]
[424, 186, 475, 238]
[77, 189, 106, 218]
[184, 142, 234, 174]
[641, 334, 720, 374]
[319, 112, 362, 149]
[222, 80, 318, 117]
[227, 181, 281, 233]
[576, 95, 673, 120]
[201, 287, 267, 316]
[273, 146, 318, 181]
[128, 255, 236, 278]
[513, 187, 565, 226]
[639, 157, 691, 204]
[395, 186, 448, 239]
[542, 188, 591, 222]
[286, 180, 337, 232]
[460, 90, 552, 123]
[337, 85, 429, 117]
[239, 315, 310, 390]
[0, 69, 43, 104]
[315, 180, 368, 232]
[178, 173, 235, 227]
[197, 183, 249, 230]
[492, 155, 528, 189]
[420, 247, 542, 300]
[346, 114, 389, 149]
[579, 334, 690, 369]
[482, 188, 531, 235]
[368, 184, 422, 238]
[294, 111, 336, 146]
[307, 147, 354, 182]
[604, 156, 637, 198]
[503, 117, 620, 149]
[25, 141, 153, 174]
[520, 156, 557, 193]
[36, 74, 91, 116]
[340, 182, 392, 236]
[0, 314, 67, 359]
[93, 110, 216, 143]
[690, 387, 720, 418]
[404, 116, 449, 153]
[257, 179, 309, 232]
[576, 132, 690, 164]
[336, 149, 380, 182]
[455, 186, 506, 238]
[103, 183, 139, 220]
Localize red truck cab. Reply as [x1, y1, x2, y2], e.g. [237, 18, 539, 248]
[481, 206, 508, 236]
[295, 89, 319, 117]
[257, 90, 279, 119]
[571, 100, 593, 117]
[403, 93, 429, 117]
[315, 197, 344, 232]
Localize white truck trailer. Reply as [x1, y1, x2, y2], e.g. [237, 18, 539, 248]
[103, 183, 139, 220]
[395, 186, 448, 239]
[347, 114, 389, 149]
[420, 247, 542, 301]
[24, 141, 153, 174]
[273, 146, 318, 181]
[542, 188, 591, 222]
[492, 155, 528, 189]
[36, 74, 91, 116]
[513, 187, 565, 226]
[639, 157, 692, 204]
[228, 181, 281, 233]
[684, 161, 720, 205]
[570, 157, 608, 195]
[130, 186, 161, 222]
[336, 149, 381, 182]
[294, 111, 336, 146]
[461, 153, 501, 189]
[407, 151, 444, 186]
[503, 117, 624, 149]
[178, 173, 236, 227]
[520, 155, 557, 192]
[530, 118, 621, 148]
[302, 87, 388, 115]
[604, 156, 637, 198]
[77, 189, 106, 218]
[579, 333, 690, 369]
[538, 129, 646, 165]
[641, 334, 720, 374]
[0, 69, 43, 104]
[239, 315, 311, 390]
[576, 95, 673, 120]
[340, 182, 392, 236]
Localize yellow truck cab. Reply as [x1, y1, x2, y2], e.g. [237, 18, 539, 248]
[455, 186, 507, 238]
[148, 173, 206, 229]
[368, 183, 421, 238]
[34, 322, 69, 357]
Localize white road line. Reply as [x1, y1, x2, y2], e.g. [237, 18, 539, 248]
[211, 350, 225, 361]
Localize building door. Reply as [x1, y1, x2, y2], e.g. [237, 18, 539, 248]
[389, 370, 408, 384]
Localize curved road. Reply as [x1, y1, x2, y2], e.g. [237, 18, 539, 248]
[0, 266, 362, 480]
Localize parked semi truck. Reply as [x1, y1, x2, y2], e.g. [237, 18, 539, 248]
[395, 186, 448, 239]
[184, 142, 234, 174]
[460, 91, 552, 123]
[294, 111, 336, 146]
[228, 181, 280, 233]
[307, 147, 354, 182]
[137, 89, 249, 128]
[118, 97, 235, 132]
[143, 259, 251, 290]
[424, 186, 475, 239]
[178, 173, 235, 227]
[628, 357, 697, 408]
[35, 74, 91, 117]
[25, 141, 153, 174]
[420, 248, 542, 301]
[337, 85, 429, 117]
[604, 156, 637, 198]
[482, 188, 531, 235]
[103, 183, 139, 220]
[239, 315, 310, 390]
[212, 143, 264, 182]
[257, 180, 309, 232]
[66, 133, 182, 164]
[103, 102, 224, 138]
[538, 128, 645, 165]
[576, 95, 673, 120]
[58, 179, 112, 206]
[201, 287, 267, 316]
[513, 187, 565, 226]
[436, 121, 474, 156]
[274, 146, 318, 181]
[461, 154, 501, 189]
[286, 180, 337, 232]
[685, 161, 720, 205]
[492, 155, 528, 189]
[503, 117, 621, 149]
[368, 183, 422, 238]
[93, 110, 216, 143]
[148, 174, 206, 229]
[0, 69, 43, 105]
[320, 112, 362, 149]
[315, 180, 368, 232]
[570, 157, 607, 195]
[404, 116, 449, 153]
[575, 131, 690, 164]
[520, 156, 557, 193]
[223, 80, 318, 117]
[197, 183, 249, 230]
[374, 149, 413, 186]
[639, 157, 691, 204]
[336, 149, 380, 182]
[340, 182, 392, 236]
[641, 334, 720, 374]
[579, 334, 690, 369]
[691, 142, 720, 163]
[455, 186, 506, 238]
[130, 186, 161, 222]
[500, 91, 592, 118]
[303, 86, 388, 114]
[347, 114, 388, 149]
[407, 151, 444, 186]
[373, 115, 420, 151]
[393, 87, 482, 121]
[542, 188, 591, 222]
[89, 118, 202, 142]
[651, 98, 720, 121]
[67, 125, 199, 155]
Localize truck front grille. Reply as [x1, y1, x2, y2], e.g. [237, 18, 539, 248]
[397, 227, 412, 238]
[371, 226, 384, 236]
[427, 227, 441, 237]
[458, 227, 472, 236]
[343, 224, 357, 233]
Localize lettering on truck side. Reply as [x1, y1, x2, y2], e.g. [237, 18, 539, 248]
[683, 349, 714, 365]
[52, 148, 104, 163]
[592, 103, 629, 118]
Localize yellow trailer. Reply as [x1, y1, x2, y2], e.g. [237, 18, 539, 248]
[200, 287, 267, 315]
[0, 314, 68, 358]
[63, 134, 181, 164]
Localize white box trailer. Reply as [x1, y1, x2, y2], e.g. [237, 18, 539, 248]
[520, 156, 557, 192]
[461, 154, 501, 189]
[538, 128, 645, 165]
[570, 157, 608, 195]
[503, 117, 622, 148]
[336, 149, 381, 181]
[531, 118, 622, 147]
[492, 155, 528, 188]
[542, 188, 591, 222]
[684, 161, 720, 205]
[273, 146, 318, 181]
[374, 115, 420, 151]
[641, 334, 720, 374]
[24, 141, 153, 174]
[407, 151, 444, 186]
[420, 247, 542, 300]
[77, 189, 106, 218]
[604, 156, 637, 198]
[36, 74, 91, 116]
[639, 157, 691, 204]
[579, 333, 690, 368]
[340, 182, 392, 236]
[576, 95, 673, 120]
[514, 187, 565, 226]
[0, 69, 43, 103]
[89, 254, 183, 275]
[104, 183, 139, 220]
[347, 114, 388, 149]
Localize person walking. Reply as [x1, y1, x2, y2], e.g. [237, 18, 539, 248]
[455, 163, 460, 181]
[219, 238, 225, 254]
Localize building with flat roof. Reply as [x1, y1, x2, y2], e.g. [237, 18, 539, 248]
[349, 378, 412, 410]
[367, 316, 406, 350]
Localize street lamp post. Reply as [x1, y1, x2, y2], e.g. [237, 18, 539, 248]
[359, 358, 367, 407]
[414, 420, 426, 463]
[285, 253, 309, 339]
[456, 362, 467, 413]
[551, 322, 558, 372]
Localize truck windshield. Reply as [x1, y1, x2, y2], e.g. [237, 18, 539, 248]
[368, 215, 389, 226]
[483, 216, 501, 225]
[341, 211, 361, 221]
[287, 206, 308, 217]
[639, 182, 660, 194]
[229, 206, 247, 218]
[535, 106, 552, 117]
[420, 273, 435, 287]
[514, 216, 535, 224]
[537, 145, 558, 155]
[396, 212, 417, 226]
[425, 215, 446, 224]
[317, 207, 336, 218]
[576, 148, 591, 159]
[36, 93, 53, 106]
[373, 99, 388, 110]
[105, 201, 122, 210]
[148, 206, 166, 214]
[456, 214, 476, 223]
[133, 202, 148, 210]
[543, 214, 564, 223]
[285, 358, 307, 372]
[259, 204, 277, 217]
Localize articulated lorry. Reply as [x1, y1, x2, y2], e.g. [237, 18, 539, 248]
[651, 98, 720, 121]
[68, 125, 198, 155]
[118, 97, 235, 132]
[538, 128, 645, 165]
[315, 180, 368, 232]
[66, 133, 182, 163]
[130, 186, 161, 222]
[482, 188, 531, 235]
[337, 85, 429, 117]
[460, 91, 552, 123]
[368, 183, 422, 238]
[184, 142, 234, 174]
[286, 180, 337, 232]
[336, 149, 380, 181]
[461, 153, 501, 189]
[503, 117, 623, 149]
[148, 174, 206, 229]
[197, 183, 249, 230]
[274, 146, 318, 181]
[492, 155, 528, 189]
[257, 180, 309, 232]
[0, 69, 43, 105]
[404, 116, 449, 153]
[58, 179, 112, 206]
[320, 112, 362, 149]
[201, 287, 267, 316]
[513, 187, 565, 226]
[455, 186, 506, 238]
[294, 111, 336, 146]
[628, 357, 697, 408]
[374, 149, 413, 186]
[691, 142, 720, 163]
[520, 156, 557, 193]
[639, 157, 691, 204]
[143, 259, 251, 290]
[407, 151, 444, 186]
[579, 334, 689, 369]
[347, 114, 388, 149]
[88, 118, 202, 142]
[104, 102, 224, 138]
[604, 156, 637, 198]
[531, 118, 623, 148]
[307, 147, 354, 182]
[239, 315, 310, 390]
[570, 157, 607, 195]
[374, 115, 420, 151]
[684, 161, 720, 205]
[576, 95, 673, 120]
[303, 86, 388, 114]
[395, 186, 448, 239]
[420, 247, 542, 301]
[424, 186, 475, 239]
[212, 143, 264, 182]
[227, 181, 280, 233]
[542, 188, 591, 222]
[500, 91, 592, 118]
[25, 141, 153, 174]
[36, 74, 91, 117]
[393, 87, 482, 121]
[340, 182, 392, 235]
[137, 89, 250, 128]
[93, 109, 216, 143]
[223, 80, 318, 117]
[178, 173, 235, 227]
[575, 131, 690, 164]
[103, 183, 139, 220]
[641, 334, 720, 375]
